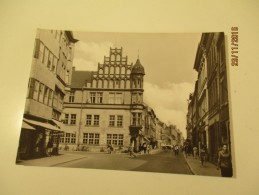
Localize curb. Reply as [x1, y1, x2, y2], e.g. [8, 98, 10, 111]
[183, 154, 195, 175]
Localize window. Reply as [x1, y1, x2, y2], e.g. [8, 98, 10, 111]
[138, 113, 142, 125]
[27, 78, 35, 98]
[38, 84, 44, 103]
[117, 115, 123, 127]
[107, 134, 124, 146]
[39, 42, 44, 63]
[48, 53, 53, 69]
[64, 114, 69, 124]
[109, 93, 123, 104]
[109, 115, 115, 126]
[132, 113, 142, 126]
[93, 115, 99, 126]
[60, 133, 76, 144]
[43, 87, 49, 105]
[90, 92, 96, 103]
[70, 114, 76, 125]
[33, 81, 39, 100]
[132, 113, 137, 126]
[48, 89, 53, 106]
[96, 92, 103, 103]
[52, 57, 57, 72]
[90, 92, 103, 103]
[69, 91, 75, 103]
[83, 133, 100, 145]
[86, 115, 92, 126]
[43, 48, 49, 66]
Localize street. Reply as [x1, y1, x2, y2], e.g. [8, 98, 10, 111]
[56, 150, 193, 175]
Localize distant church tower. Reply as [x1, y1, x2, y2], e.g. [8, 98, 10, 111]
[130, 58, 145, 151]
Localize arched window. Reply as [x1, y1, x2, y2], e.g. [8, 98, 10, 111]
[110, 55, 115, 64]
[126, 80, 130, 89]
[104, 66, 109, 77]
[99, 68, 103, 75]
[110, 66, 114, 76]
[120, 80, 125, 89]
[92, 79, 97, 88]
[103, 80, 108, 88]
[109, 80, 114, 89]
[121, 67, 126, 75]
[98, 80, 103, 88]
[115, 80, 120, 89]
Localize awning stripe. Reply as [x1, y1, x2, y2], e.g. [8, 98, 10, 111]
[51, 119, 77, 134]
[23, 118, 62, 131]
[22, 121, 35, 130]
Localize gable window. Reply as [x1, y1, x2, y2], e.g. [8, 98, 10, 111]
[109, 93, 123, 104]
[69, 91, 75, 103]
[90, 92, 103, 103]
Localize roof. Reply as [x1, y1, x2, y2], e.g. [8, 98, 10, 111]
[70, 71, 93, 88]
[131, 59, 145, 75]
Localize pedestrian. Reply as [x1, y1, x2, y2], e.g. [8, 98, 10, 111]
[129, 145, 136, 158]
[217, 144, 233, 177]
[200, 145, 207, 166]
[147, 144, 151, 154]
[47, 138, 53, 156]
[193, 146, 198, 158]
[174, 144, 179, 156]
[142, 142, 147, 154]
[107, 143, 114, 154]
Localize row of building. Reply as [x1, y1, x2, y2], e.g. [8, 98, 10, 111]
[186, 32, 232, 163]
[17, 29, 183, 160]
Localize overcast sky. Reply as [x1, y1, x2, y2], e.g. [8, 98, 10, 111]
[72, 31, 201, 138]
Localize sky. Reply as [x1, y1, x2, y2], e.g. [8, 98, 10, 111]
[72, 32, 201, 138]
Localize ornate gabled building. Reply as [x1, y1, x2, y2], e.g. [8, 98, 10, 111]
[61, 47, 146, 152]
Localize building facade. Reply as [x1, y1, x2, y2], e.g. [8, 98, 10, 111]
[61, 48, 146, 152]
[187, 32, 232, 163]
[17, 29, 77, 160]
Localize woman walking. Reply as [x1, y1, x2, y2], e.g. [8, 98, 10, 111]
[217, 144, 233, 177]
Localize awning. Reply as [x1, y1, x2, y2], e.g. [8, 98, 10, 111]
[22, 121, 35, 130]
[51, 119, 77, 134]
[23, 118, 62, 131]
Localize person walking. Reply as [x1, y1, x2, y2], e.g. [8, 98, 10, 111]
[129, 144, 136, 158]
[193, 146, 198, 158]
[142, 142, 147, 154]
[200, 145, 207, 166]
[217, 144, 233, 177]
[47, 138, 53, 156]
[174, 145, 179, 156]
[147, 144, 151, 154]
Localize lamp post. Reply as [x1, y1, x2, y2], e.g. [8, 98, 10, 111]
[77, 87, 84, 150]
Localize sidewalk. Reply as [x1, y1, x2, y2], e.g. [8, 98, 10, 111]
[16, 152, 87, 167]
[184, 153, 221, 177]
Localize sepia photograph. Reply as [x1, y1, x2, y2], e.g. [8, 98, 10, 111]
[16, 29, 233, 178]
[1, 1, 259, 195]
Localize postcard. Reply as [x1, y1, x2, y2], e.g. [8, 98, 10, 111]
[16, 29, 234, 178]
